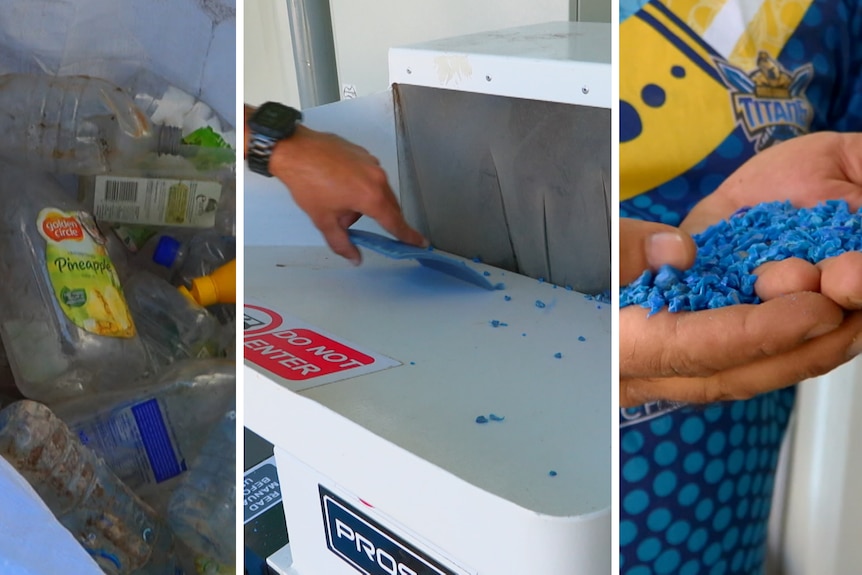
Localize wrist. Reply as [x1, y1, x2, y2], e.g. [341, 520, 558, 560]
[246, 102, 303, 177]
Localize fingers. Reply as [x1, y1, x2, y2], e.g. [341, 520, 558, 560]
[620, 291, 844, 379]
[818, 251, 862, 309]
[316, 218, 362, 265]
[754, 258, 821, 300]
[621, 311, 862, 406]
[753, 252, 862, 308]
[620, 219, 697, 284]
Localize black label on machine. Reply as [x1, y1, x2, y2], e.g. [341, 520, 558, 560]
[319, 485, 466, 575]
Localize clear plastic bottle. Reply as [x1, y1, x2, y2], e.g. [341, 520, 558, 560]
[152, 230, 236, 288]
[52, 359, 235, 514]
[0, 163, 150, 404]
[123, 271, 221, 371]
[0, 400, 185, 574]
[0, 73, 182, 175]
[168, 407, 236, 571]
[74, 70, 237, 233]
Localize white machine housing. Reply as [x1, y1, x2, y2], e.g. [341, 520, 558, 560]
[244, 22, 611, 575]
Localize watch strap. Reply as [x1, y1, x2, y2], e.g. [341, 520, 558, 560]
[247, 103, 303, 177]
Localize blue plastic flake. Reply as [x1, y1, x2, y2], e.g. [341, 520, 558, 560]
[473, 256, 482, 263]
[578, 336, 586, 342]
[475, 415, 489, 424]
[495, 282, 506, 290]
[522, 333, 527, 337]
[565, 285, 574, 291]
[538, 277, 546, 283]
[483, 271, 491, 276]
[554, 352, 563, 359]
[504, 295, 512, 301]
[548, 470, 558, 477]
[489, 413, 505, 421]
[619, 200, 862, 315]
[535, 300, 546, 309]
[409, 361, 415, 365]
[490, 320, 501, 327]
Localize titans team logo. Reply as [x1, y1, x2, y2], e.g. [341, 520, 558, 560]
[716, 52, 813, 151]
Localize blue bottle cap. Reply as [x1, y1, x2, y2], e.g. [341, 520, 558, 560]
[153, 236, 181, 268]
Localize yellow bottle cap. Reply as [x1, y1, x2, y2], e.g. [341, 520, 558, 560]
[191, 276, 218, 307]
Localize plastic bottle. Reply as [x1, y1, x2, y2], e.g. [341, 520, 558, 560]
[52, 359, 235, 514]
[122, 68, 236, 151]
[0, 73, 182, 175]
[0, 163, 150, 404]
[123, 271, 221, 371]
[190, 259, 236, 306]
[0, 400, 185, 574]
[168, 408, 236, 572]
[75, 70, 237, 232]
[152, 230, 236, 288]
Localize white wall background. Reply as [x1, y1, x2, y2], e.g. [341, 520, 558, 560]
[245, 0, 610, 106]
[244, 0, 301, 106]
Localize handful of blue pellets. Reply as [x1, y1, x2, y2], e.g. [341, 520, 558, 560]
[620, 200, 862, 315]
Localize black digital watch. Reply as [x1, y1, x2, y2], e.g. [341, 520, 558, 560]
[247, 102, 303, 177]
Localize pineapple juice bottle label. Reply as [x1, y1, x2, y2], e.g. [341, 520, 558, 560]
[37, 208, 136, 337]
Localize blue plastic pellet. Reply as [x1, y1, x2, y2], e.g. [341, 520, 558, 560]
[554, 352, 563, 359]
[409, 361, 415, 365]
[578, 336, 586, 342]
[535, 300, 546, 309]
[504, 295, 512, 301]
[495, 282, 506, 290]
[483, 271, 491, 277]
[490, 320, 501, 328]
[522, 333, 527, 337]
[565, 285, 574, 291]
[500, 322, 508, 327]
[548, 470, 558, 477]
[472, 256, 482, 263]
[538, 277, 546, 283]
[489, 413, 505, 421]
[475, 415, 489, 424]
[620, 200, 862, 315]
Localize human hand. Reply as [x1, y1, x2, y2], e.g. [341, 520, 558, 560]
[620, 206, 862, 406]
[682, 132, 862, 309]
[269, 125, 426, 264]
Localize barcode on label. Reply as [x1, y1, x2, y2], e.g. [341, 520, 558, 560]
[104, 180, 139, 203]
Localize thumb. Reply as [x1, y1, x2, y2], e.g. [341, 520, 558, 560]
[621, 218, 697, 285]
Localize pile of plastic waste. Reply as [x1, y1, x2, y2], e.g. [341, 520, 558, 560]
[0, 71, 236, 574]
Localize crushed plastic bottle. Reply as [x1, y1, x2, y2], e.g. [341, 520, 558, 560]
[168, 408, 236, 572]
[0, 74, 182, 175]
[123, 271, 221, 370]
[0, 163, 150, 404]
[52, 359, 235, 514]
[0, 400, 185, 574]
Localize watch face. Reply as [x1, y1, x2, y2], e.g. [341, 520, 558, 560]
[252, 102, 301, 138]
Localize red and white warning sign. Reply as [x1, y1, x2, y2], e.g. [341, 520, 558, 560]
[244, 301, 400, 388]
